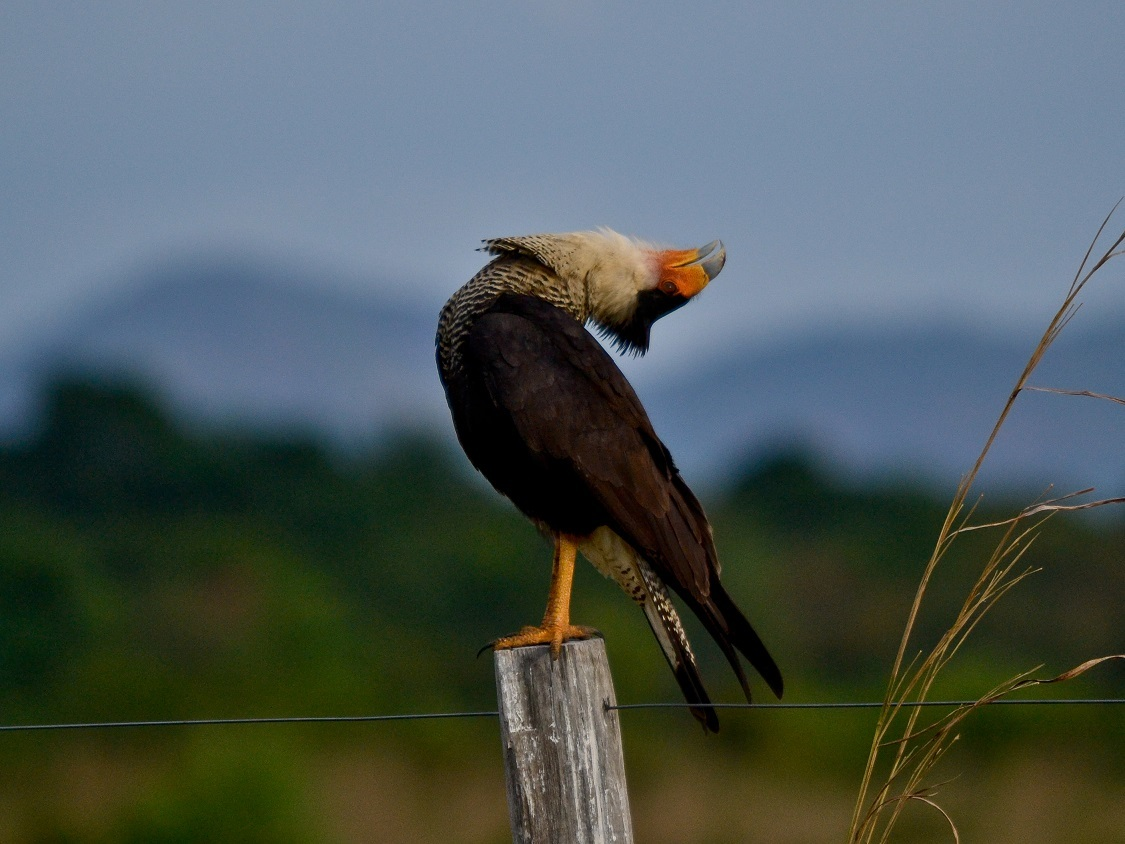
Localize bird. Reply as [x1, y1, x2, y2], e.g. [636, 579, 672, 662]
[435, 229, 782, 731]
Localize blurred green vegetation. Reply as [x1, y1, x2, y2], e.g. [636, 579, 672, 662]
[0, 377, 1121, 843]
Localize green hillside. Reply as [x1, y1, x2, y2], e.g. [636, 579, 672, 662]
[0, 378, 1120, 843]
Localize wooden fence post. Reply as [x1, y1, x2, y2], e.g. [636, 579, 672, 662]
[494, 638, 635, 844]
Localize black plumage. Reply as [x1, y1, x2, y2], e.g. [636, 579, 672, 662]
[436, 231, 781, 731]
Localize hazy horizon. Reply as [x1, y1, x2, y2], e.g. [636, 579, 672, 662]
[4, 3, 1124, 365]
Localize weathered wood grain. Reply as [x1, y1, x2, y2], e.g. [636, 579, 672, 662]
[494, 638, 635, 844]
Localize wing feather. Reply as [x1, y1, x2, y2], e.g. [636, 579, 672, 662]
[463, 293, 782, 700]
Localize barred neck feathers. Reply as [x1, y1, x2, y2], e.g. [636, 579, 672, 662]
[437, 229, 658, 375]
[435, 252, 578, 377]
[482, 229, 660, 331]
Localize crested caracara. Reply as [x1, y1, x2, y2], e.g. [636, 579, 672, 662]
[436, 229, 781, 731]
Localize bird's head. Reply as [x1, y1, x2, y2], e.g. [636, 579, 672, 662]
[483, 229, 726, 355]
[586, 232, 726, 355]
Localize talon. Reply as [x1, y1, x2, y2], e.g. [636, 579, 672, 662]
[492, 624, 598, 658]
[478, 626, 535, 657]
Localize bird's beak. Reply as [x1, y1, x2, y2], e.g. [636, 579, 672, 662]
[672, 239, 726, 280]
[659, 239, 726, 298]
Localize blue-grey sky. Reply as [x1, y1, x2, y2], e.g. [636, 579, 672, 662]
[3, 2, 1124, 371]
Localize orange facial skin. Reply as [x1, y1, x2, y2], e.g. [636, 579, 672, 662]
[655, 242, 725, 299]
[657, 256, 712, 299]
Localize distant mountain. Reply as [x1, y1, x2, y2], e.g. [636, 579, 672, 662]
[0, 257, 447, 444]
[1, 256, 1122, 493]
[642, 322, 1125, 493]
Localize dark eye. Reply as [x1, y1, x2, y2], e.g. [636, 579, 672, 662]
[659, 280, 678, 295]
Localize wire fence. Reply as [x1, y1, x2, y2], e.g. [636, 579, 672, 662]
[3, 697, 1122, 733]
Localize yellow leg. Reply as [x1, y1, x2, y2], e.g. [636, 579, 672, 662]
[492, 535, 598, 658]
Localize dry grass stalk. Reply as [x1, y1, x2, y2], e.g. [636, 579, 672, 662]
[847, 206, 1125, 844]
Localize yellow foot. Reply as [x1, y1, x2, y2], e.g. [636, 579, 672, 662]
[489, 624, 600, 658]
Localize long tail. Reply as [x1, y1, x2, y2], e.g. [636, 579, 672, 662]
[695, 579, 784, 701]
[635, 560, 719, 732]
[659, 472, 784, 702]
